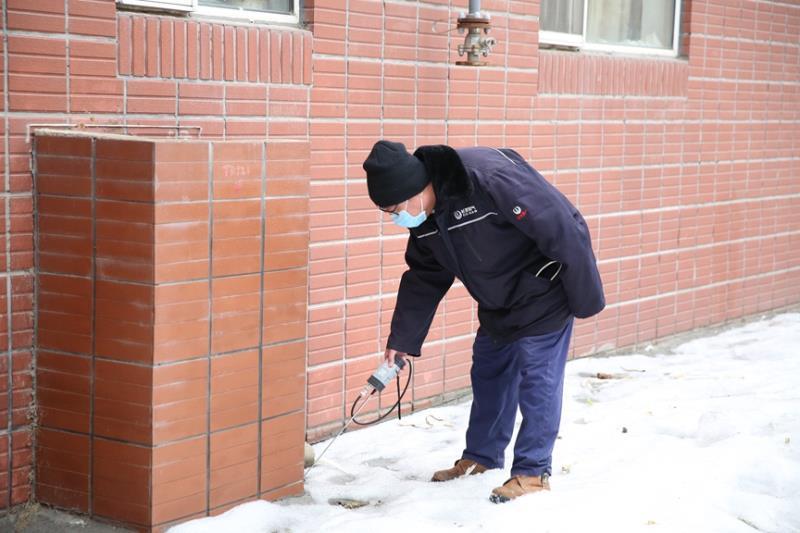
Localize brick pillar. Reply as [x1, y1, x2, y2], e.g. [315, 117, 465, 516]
[32, 130, 309, 531]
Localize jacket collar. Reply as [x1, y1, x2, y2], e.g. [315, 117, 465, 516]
[412, 145, 473, 212]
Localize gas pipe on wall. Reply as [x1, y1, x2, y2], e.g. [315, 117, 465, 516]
[456, 0, 497, 66]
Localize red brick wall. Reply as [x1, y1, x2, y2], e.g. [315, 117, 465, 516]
[301, 0, 800, 438]
[0, 0, 799, 515]
[1, 0, 311, 514]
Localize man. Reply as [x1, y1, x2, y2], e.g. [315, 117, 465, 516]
[362, 140, 605, 503]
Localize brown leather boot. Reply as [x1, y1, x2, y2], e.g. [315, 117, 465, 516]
[430, 458, 489, 482]
[489, 473, 551, 503]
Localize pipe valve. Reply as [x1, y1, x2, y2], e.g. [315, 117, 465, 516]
[456, 11, 496, 66]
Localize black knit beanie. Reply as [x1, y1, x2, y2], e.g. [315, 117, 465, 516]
[363, 140, 429, 207]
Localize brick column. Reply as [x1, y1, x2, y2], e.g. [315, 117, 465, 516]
[32, 130, 309, 531]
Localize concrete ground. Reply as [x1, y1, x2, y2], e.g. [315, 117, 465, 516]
[0, 504, 131, 532]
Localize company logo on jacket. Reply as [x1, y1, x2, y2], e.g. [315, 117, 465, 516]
[453, 205, 478, 220]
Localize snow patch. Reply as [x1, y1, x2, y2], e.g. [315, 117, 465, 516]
[170, 313, 800, 533]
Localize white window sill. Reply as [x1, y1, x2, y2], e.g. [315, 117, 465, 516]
[540, 39, 679, 59]
[116, 0, 299, 26]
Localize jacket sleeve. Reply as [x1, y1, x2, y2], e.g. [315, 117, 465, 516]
[387, 234, 455, 356]
[485, 152, 605, 318]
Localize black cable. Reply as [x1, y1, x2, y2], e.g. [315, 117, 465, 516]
[350, 358, 413, 426]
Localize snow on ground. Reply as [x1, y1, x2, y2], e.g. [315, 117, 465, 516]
[171, 313, 800, 533]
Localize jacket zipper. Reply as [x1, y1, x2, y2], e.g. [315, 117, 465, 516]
[463, 237, 483, 262]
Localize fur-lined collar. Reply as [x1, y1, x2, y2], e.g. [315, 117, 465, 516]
[413, 145, 473, 205]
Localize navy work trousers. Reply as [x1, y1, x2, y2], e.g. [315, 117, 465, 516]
[461, 319, 573, 477]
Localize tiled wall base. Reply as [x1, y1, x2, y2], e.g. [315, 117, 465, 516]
[33, 130, 309, 531]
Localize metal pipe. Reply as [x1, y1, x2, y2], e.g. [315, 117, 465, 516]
[457, 0, 495, 66]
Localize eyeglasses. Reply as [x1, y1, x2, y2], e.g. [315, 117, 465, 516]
[379, 201, 406, 215]
[378, 191, 425, 216]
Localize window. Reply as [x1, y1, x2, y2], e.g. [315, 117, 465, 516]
[540, 0, 682, 57]
[196, 0, 297, 23]
[117, 0, 193, 12]
[116, 0, 299, 24]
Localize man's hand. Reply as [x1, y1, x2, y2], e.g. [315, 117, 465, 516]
[384, 348, 407, 367]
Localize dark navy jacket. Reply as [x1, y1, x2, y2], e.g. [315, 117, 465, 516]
[387, 146, 605, 356]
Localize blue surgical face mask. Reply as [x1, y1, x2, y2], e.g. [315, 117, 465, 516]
[391, 209, 428, 228]
[390, 196, 428, 228]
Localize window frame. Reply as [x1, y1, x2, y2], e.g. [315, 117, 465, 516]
[195, 0, 299, 24]
[539, 0, 683, 58]
[116, 0, 300, 25]
[117, 0, 193, 12]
